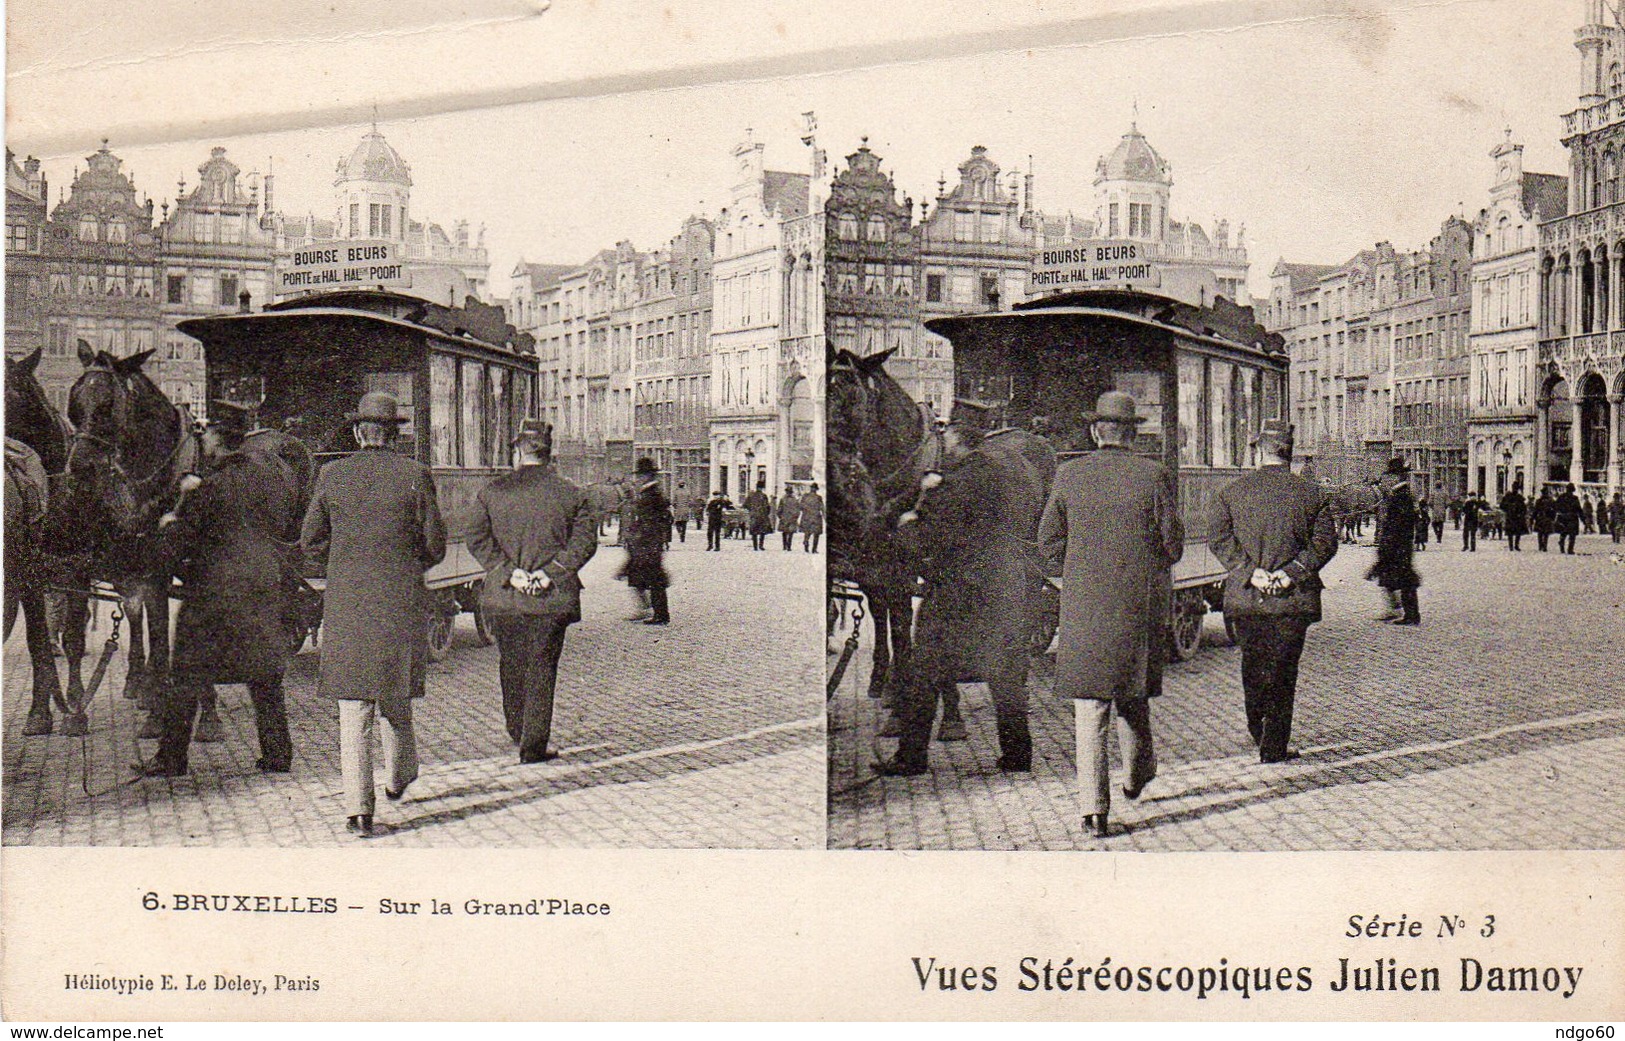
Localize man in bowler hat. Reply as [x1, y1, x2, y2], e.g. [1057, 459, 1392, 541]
[1208, 419, 1339, 765]
[1369, 457, 1422, 625]
[468, 419, 600, 763]
[622, 457, 673, 625]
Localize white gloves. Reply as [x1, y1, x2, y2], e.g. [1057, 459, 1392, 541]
[509, 568, 553, 596]
[1249, 568, 1294, 595]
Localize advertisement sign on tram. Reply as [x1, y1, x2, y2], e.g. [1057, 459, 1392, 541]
[277, 239, 410, 293]
[1028, 239, 1162, 296]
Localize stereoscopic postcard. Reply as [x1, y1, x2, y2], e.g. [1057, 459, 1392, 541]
[2, 0, 1621, 1023]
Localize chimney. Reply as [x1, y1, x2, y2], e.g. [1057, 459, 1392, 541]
[238, 290, 252, 314]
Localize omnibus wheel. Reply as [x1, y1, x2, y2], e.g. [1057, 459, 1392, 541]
[426, 594, 457, 663]
[1169, 590, 1205, 662]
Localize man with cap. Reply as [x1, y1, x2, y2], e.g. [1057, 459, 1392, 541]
[468, 418, 600, 764]
[1038, 391, 1183, 836]
[744, 478, 772, 551]
[139, 399, 299, 778]
[799, 481, 825, 552]
[1208, 419, 1339, 767]
[621, 457, 673, 625]
[300, 392, 447, 836]
[1368, 457, 1422, 625]
[776, 485, 801, 551]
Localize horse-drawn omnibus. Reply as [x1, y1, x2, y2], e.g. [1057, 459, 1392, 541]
[178, 289, 540, 660]
[924, 287, 1290, 660]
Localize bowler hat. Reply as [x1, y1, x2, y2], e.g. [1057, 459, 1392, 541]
[636, 456, 660, 475]
[1383, 457, 1412, 476]
[1251, 418, 1294, 448]
[1084, 390, 1146, 425]
[949, 397, 1000, 430]
[345, 391, 409, 425]
[511, 417, 553, 448]
[208, 399, 255, 439]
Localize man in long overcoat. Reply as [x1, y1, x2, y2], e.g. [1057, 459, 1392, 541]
[469, 419, 600, 763]
[776, 487, 800, 551]
[744, 479, 772, 551]
[1553, 483, 1583, 554]
[1501, 483, 1529, 551]
[621, 456, 672, 625]
[1532, 487, 1557, 551]
[300, 393, 446, 836]
[1369, 457, 1422, 624]
[1036, 391, 1183, 837]
[877, 412, 1046, 776]
[799, 482, 825, 552]
[139, 401, 298, 777]
[1209, 419, 1338, 765]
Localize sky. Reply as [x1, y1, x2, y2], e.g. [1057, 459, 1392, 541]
[12, 0, 1585, 302]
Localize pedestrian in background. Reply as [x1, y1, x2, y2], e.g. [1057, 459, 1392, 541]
[1369, 457, 1422, 625]
[671, 481, 689, 543]
[800, 481, 825, 552]
[1610, 492, 1625, 544]
[1581, 495, 1596, 535]
[1501, 482, 1528, 552]
[1037, 392, 1183, 837]
[777, 486, 800, 551]
[1209, 419, 1338, 766]
[1460, 491, 1483, 552]
[300, 392, 447, 837]
[744, 479, 772, 552]
[704, 489, 732, 551]
[1532, 487, 1556, 551]
[1554, 483, 1583, 555]
[469, 419, 600, 765]
[1430, 497, 1446, 544]
[621, 457, 673, 625]
[1413, 495, 1431, 551]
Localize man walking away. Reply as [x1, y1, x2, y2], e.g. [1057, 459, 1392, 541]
[1370, 458, 1423, 625]
[622, 457, 673, 625]
[800, 481, 825, 552]
[1209, 419, 1338, 766]
[1460, 492, 1482, 552]
[744, 479, 772, 552]
[468, 419, 600, 764]
[777, 487, 800, 550]
[299, 393, 447, 836]
[1532, 487, 1556, 551]
[1431, 497, 1446, 543]
[1501, 483, 1528, 552]
[1554, 483, 1583, 555]
[1037, 392, 1183, 837]
[671, 482, 688, 543]
[704, 490, 732, 552]
[1610, 492, 1624, 544]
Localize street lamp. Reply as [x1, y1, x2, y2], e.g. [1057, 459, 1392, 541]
[743, 449, 755, 498]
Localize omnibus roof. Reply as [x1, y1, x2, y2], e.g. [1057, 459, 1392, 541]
[177, 300, 528, 368]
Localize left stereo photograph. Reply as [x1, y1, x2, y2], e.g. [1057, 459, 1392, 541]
[2, 107, 826, 849]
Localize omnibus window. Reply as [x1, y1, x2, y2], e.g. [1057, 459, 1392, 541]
[364, 372, 416, 456]
[486, 366, 509, 469]
[430, 355, 457, 466]
[1210, 360, 1236, 467]
[1178, 354, 1206, 467]
[461, 359, 486, 469]
[1233, 365, 1257, 467]
[1262, 368, 1284, 422]
[512, 371, 534, 429]
[1113, 370, 1164, 457]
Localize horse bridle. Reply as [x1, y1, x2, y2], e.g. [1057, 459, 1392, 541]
[65, 367, 196, 525]
[833, 357, 943, 496]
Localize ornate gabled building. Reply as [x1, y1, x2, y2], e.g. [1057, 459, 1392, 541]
[710, 131, 810, 499]
[914, 146, 1027, 415]
[156, 146, 276, 410]
[5, 151, 49, 367]
[1470, 134, 1568, 498]
[1537, 0, 1625, 496]
[25, 142, 163, 412]
[633, 217, 715, 504]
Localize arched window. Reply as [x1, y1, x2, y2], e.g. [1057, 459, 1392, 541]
[1605, 149, 1619, 205]
[1610, 62, 1622, 97]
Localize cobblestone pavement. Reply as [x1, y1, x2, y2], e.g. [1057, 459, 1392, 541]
[829, 530, 1625, 850]
[2, 530, 824, 848]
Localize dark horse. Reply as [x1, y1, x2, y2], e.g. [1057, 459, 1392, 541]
[5, 348, 72, 734]
[51, 343, 199, 735]
[827, 347, 940, 708]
